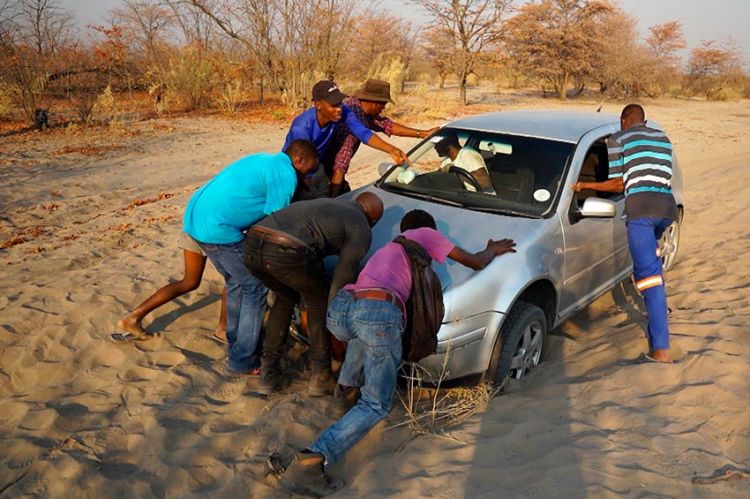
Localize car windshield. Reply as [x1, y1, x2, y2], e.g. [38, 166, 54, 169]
[378, 128, 575, 217]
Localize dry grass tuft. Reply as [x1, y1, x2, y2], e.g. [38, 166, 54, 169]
[390, 346, 502, 447]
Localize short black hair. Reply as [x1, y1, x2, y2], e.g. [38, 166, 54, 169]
[434, 132, 460, 157]
[285, 139, 318, 159]
[621, 103, 645, 122]
[400, 209, 436, 231]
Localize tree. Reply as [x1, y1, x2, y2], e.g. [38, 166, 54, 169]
[421, 25, 455, 89]
[411, 0, 511, 105]
[686, 39, 744, 99]
[504, 0, 611, 99]
[646, 20, 686, 68]
[17, 0, 74, 56]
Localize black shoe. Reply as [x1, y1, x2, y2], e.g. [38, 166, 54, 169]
[308, 370, 336, 397]
[279, 451, 343, 497]
[256, 367, 291, 395]
[333, 384, 360, 413]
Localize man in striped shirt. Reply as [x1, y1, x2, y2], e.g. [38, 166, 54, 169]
[573, 104, 677, 363]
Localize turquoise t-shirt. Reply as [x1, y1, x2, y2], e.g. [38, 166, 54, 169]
[183, 152, 298, 244]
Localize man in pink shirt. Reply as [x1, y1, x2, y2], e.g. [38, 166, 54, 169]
[277, 209, 516, 496]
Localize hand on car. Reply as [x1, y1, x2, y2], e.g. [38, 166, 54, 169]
[488, 238, 516, 256]
[571, 182, 583, 192]
[389, 146, 409, 166]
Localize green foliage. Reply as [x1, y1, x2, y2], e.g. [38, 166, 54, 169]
[162, 46, 217, 111]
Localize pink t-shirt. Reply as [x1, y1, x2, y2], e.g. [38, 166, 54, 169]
[346, 228, 455, 304]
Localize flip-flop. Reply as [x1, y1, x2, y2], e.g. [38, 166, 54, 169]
[211, 331, 229, 344]
[617, 353, 679, 365]
[110, 331, 154, 342]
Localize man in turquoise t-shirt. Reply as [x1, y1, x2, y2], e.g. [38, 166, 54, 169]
[183, 140, 318, 374]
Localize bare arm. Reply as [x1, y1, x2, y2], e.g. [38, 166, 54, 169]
[391, 123, 441, 139]
[366, 133, 408, 165]
[572, 178, 624, 193]
[448, 239, 516, 271]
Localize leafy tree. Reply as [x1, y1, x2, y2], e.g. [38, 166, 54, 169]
[411, 0, 511, 105]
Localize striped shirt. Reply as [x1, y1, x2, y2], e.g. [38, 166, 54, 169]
[607, 124, 678, 221]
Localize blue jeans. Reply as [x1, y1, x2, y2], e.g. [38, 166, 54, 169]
[198, 239, 267, 372]
[627, 217, 672, 351]
[310, 290, 404, 464]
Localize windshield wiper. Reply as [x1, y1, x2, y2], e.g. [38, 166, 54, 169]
[379, 183, 464, 207]
[463, 205, 542, 219]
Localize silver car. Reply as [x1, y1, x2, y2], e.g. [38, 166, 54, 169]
[355, 110, 684, 384]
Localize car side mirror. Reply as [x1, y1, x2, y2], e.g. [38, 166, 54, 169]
[378, 162, 394, 177]
[579, 197, 616, 218]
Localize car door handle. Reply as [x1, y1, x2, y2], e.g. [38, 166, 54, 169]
[620, 214, 627, 220]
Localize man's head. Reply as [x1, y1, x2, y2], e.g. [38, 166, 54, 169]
[313, 80, 347, 123]
[354, 79, 394, 116]
[434, 133, 461, 160]
[400, 209, 436, 232]
[354, 192, 384, 227]
[285, 139, 319, 176]
[620, 103, 646, 130]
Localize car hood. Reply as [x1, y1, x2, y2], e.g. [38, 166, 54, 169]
[357, 185, 550, 296]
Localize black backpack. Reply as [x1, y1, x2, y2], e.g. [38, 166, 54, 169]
[393, 236, 445, 362]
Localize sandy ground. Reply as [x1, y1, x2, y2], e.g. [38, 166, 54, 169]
[0, 94, 749, 498]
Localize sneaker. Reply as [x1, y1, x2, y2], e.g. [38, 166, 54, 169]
[279, 451, 343, 497]
[308, 370, 336, 397]
[332, 384, 360, 413]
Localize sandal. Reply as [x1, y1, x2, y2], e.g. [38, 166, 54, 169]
[110, 331, 154, 342]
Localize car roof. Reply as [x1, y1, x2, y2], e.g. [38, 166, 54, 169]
[448, 110, 621, 143]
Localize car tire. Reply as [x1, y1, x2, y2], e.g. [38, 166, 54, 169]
[659, 209, 682, 272]
[485, 302, 547, 387]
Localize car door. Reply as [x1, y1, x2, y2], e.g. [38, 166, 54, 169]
[558, 130, 629, 319]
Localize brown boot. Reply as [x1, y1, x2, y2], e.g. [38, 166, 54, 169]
[308, 370, 336, 397]
[279, 451, 343, 497]
[332, 384, 360, 414]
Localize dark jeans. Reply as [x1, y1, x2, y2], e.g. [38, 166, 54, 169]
[244, 236, 331, 372]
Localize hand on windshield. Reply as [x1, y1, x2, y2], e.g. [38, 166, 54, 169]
[388, 146, 409, 166]
[488, 238, 516, 256]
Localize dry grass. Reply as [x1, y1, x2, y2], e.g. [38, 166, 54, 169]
[389, 345, 502, 448]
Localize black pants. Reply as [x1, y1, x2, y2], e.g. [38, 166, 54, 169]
[244, 236, 331, 372]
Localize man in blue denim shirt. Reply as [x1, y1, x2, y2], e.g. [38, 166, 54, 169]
[183, 140, 318, 375]
[277, 209, 516, 496]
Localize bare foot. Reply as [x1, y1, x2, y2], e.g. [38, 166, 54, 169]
[116, 316, 147, 335]
[211, 329, 228, 344]
[649, 348, 673, 363]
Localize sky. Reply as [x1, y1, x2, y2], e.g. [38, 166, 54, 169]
[59, 0, 750, 68]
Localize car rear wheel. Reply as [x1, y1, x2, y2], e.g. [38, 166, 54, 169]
[485, 302, 547, 387]
[659, 210, 682, 271]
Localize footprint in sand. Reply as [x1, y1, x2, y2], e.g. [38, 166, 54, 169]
[0, 400, 30, 432]
[117, 366, 160, 382]
[204, 384, 242, 405]
[148, 350, 186, 368]
[4, 439, 42, 469]
[17, 409, 58, 432]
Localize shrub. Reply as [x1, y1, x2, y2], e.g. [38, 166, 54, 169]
[89, 85, 118, 124]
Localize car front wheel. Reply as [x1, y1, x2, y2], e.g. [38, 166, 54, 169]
[486, 302, 547, 387]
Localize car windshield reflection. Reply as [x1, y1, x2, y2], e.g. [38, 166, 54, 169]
[378, 128, 575, 217]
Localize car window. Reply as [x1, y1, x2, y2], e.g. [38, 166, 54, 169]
[380, 128, 575, 217]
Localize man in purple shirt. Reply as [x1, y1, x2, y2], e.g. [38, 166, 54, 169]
[282, 80, 408, 199]
[324, 79, 440, 197]
[276, 209, 516, 496]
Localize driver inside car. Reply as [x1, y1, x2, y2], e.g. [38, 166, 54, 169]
[435, 132, 495, 193]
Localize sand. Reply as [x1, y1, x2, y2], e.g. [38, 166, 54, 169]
[1, 95, 748, 497]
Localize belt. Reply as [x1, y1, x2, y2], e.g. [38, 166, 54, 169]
[248, 226, 309, 250]
[350, 288, 405, 317]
